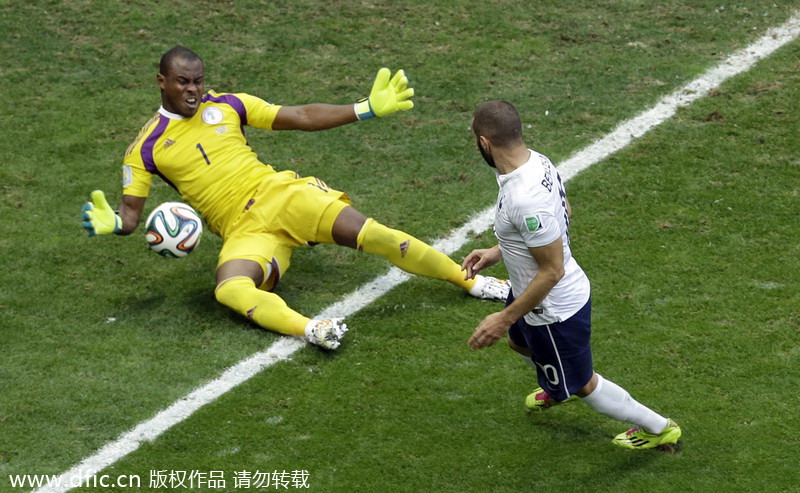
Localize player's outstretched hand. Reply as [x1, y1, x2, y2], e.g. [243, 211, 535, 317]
[355, 68, 414, 119]
[81, 190, 121, 236]
[468, 312, 511, 350]
[461, 245, 503, 280]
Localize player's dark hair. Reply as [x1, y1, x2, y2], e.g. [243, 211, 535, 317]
[472, 100, 523, 148]
[159, 46, 203, 75]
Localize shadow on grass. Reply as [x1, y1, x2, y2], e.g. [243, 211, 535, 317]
[516, 413, 675, 491]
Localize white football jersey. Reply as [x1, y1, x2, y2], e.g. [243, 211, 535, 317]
[494, 149, 591, 325]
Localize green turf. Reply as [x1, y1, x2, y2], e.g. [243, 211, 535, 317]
[1, 1, 799, 492]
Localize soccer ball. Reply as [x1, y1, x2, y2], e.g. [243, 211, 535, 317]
[144, 202, 203, 258]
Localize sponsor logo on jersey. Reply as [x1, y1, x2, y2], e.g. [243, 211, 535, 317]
[202, 106, 224, 125]
[525, 216, 541, 232]
[163, 138, 176, 149]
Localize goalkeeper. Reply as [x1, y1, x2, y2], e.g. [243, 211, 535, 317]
[81, 46, 509, 350]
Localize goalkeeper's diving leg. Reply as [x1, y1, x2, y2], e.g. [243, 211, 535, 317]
[215, 266, 348, 351]
[320, 202, 509, 301]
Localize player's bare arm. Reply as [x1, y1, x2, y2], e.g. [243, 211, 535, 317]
[272, 104, 359, 131]
[468, 238, 564, 350]
[116, 194, 147, 235]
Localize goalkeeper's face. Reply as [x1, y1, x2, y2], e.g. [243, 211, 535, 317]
[158, 57, 205, 118]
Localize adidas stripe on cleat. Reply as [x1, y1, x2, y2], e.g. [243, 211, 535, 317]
[612, 419, 682, 450]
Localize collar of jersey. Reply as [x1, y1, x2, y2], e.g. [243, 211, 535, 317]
[158, 106, 187, 120]
[496, 149, 535, 186]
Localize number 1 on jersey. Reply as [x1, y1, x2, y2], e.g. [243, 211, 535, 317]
[196, 143, 211, 165]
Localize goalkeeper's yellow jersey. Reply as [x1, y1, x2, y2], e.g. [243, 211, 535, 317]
[122, 90, 282, 237]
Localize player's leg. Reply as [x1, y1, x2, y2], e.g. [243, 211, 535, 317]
[323, 202, 469, 285]
[319, 202, 508, 299]
[580, 372, 681, 449]
[500, 290, 576, 410]
[509, 336, 579, 410]
[214, 235, 347, 349]
[505, 295, 577, 410]
[536, 299, 681, 448]
[214, 256, 309, 337]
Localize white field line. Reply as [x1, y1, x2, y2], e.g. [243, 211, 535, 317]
[35, 13, 800, 493]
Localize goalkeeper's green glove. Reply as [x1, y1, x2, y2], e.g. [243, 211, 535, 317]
[81, 190, 121, 236]
[354, 68, 414, 120]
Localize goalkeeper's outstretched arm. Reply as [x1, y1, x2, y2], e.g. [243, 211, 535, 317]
[271, 68, 414, 131]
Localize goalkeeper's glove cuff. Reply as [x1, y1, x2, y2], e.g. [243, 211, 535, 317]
[354, 98, 376, 120]
[111, 214, 123, 234]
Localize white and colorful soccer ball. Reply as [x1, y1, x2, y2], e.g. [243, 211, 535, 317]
[144, 202, 203, 258]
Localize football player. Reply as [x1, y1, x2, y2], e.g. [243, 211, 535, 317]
[82, 46, 509, 350]
[463, 100, 681, 450]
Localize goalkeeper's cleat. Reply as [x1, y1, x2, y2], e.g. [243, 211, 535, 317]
[304, 318, 348, 350]
[612, 419, 682, 450]
[469, 275, 510, 302]
[524, 387, 578, 410]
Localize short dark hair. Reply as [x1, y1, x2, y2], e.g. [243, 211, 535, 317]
[472, 100, 523, 148]
[159, 46, 203, 76]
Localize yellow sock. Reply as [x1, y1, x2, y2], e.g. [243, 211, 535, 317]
[215, 276, 310, 336]
[356, 218, 476, 291]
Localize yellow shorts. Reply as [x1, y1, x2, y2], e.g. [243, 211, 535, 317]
[217, 170, 351, 290]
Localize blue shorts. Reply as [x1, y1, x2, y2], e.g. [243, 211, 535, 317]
[507, 294, 593, 402]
